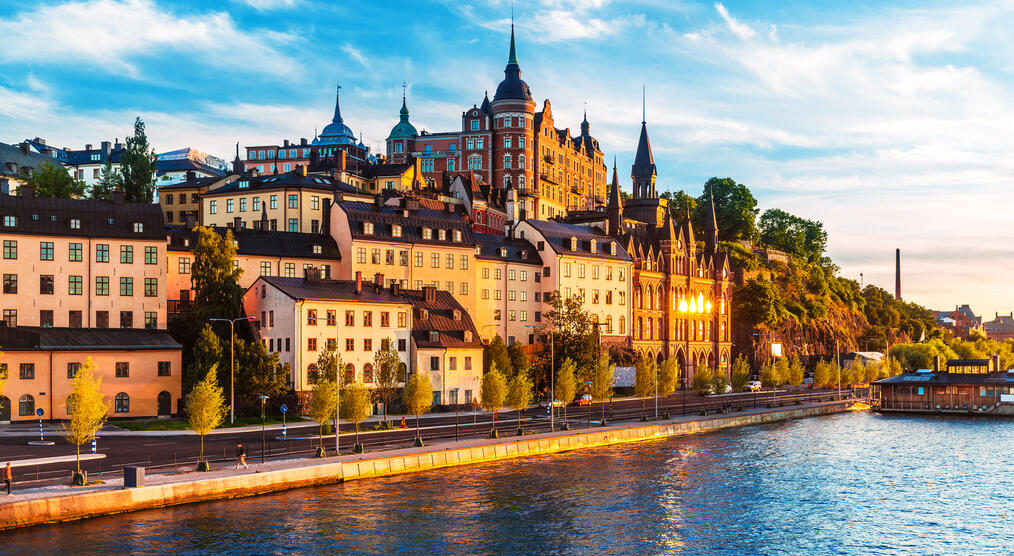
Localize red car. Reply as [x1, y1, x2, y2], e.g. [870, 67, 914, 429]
[573, 394, 593, 406]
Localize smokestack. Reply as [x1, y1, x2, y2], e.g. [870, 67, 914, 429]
[895, 248, 901, 301]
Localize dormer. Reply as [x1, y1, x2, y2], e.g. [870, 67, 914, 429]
[453, 309, 461, 321]
[590, 239, 597, 254]
[570, 237, 578, 251]
[363, 221, 375, 235]
[464, 330, 473, 342]
[238, 180, 249, 189]
[609, 242, 616, 256]
[499, 247, 508, 258]
[421, 308, 430, 320]
[429, 330, 440, 342]
[392, 224, 402, 238]
[438, 229, 447, 241]
[453, 229, 462, 242]
[422, 227, 432, 240]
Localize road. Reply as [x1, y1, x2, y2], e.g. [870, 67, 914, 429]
[0, 387, 860, 487]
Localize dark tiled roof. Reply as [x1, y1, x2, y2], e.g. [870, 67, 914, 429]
[155, 158, 225, 177]
[65, 146, 124, 166]
[446, 172, 506, 213]
[166, 225, 340, 260]
[875, 371, 1014, 386]
[526, 219, 630, 261]
[339, 200, 475, 246]
[254, 276, 407, 304]
[402, 288, 482, 349]
[363, 163, 413, 179]
[0, 326, 181, 351]
[473, 232, 541, 266]
[157, 176, 221, 191]
[203, 170, 363, 197]
[0, 193, 166, 240]
[0, 143, 59, 177]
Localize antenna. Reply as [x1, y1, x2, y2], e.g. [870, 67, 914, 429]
[642, 84, 646, 124]
[402, 81, 406, 102]
[511, 0, 515, 25]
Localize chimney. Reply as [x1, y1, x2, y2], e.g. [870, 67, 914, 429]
[992, 354, 1000, 373]
[19, 142, 30, 155]
[283, 139, 290, 147]
[355, 271, 362, 294]
[300, 138, 308, 146]
[112, 190, 125, 204]
[423, 285, 436, 303]
[445, 202, 455, 214]
[35, 137, 45, 145]
[298, 165, 306, 177]
[895, 248, 901, 301]
[101, 141, 111, 158]
[185, 170, 195, 181]
[185, 212, 196, 229]
[374, 273, 384, 287]
[233, 216, 242, 229]
[85, 144, 93, 151]
[390, 280, 400, 296]
[373, 196, 384, 210]
[933, 355, 940, 373]
[114, 138, 121, 150]
[339, 150, 347, 172]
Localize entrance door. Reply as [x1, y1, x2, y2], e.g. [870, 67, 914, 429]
[157, 391, 172, 416]
[0, 396, 10, 422]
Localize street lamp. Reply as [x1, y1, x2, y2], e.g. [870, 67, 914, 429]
[209, 316, 255, 424]
[258, 395, 268, 464]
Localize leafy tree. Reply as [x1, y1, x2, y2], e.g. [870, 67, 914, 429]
[185, 324, 222, 394]
[757, 208, 827, 262]
[233, 336, 288, 406]
[730, 355, 751, 392]
[759, 361, 777, 388]
[21, 161, 86, 198]
[555, 358, 577, 427]
[888, 357, 903, 376]
[484, 335, 511, 375]
[788, 354, 805, 386]
[589, 351, 614, 424]
[697, 177, 759, 242]
[314, 347, 340, 384]
[373, 339, 403, 423]
[659, 356, 680, 397]
[120, 117, 158, 203]
[812, 360, 831, 389]
[864, 360, 881, 384]
[507, 343, 529, 379]
[711, 371, 729, 396]
[309, 378, 337, 453]
[693, 364, 714, 395]
[191, 226, 243, 324]
[506, 369, 533, 434]
[661, 190, 699, 225]
[537, 291, 598, 388]
[774, 357, 790, 385]
[62, 358, 110, 482]
[186, 366, 227, 469]
[634, 357, 654, 417]
[341, 381, 373, 449]
[90, 160, 121, 200]
[402, 372, 433, 445]
[481, 363, 508, 436]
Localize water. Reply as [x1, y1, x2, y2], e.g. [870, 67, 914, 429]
[3, 412, 1013, 555]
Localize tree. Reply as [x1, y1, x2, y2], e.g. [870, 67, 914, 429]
[555, 358, 578, 428]
[813, 360, 831, 389]
[481, 363, 508, 436]
[402, 372, 433, 445]
[186, 365, 227, 470]
[120, 117, 158, 203]
[506, 369, 533, 435]
[634, 357, 654, 418]
[697, 177, 760, 242]
[864, 360, 881, 384]
[21, 161, 86, 198]
[711, 371, 729, 396]
[484, 335, 511, 376]
[233, 336, 289, 407]
[589, 351, 614, 424]
[373, 339, 403, 424]
[341, 381, 373, 451]
[90, 160, 121, 200]
[507, 343, 529, 379]
[191, 226, 243, 324]
[537, 291, 598, 388]
[693, 365, 714, 395]
[774, 357, 790, 386]
[309, 378, 337, 454]
[757, 208, 827, 262]
[185, 324, 222, 394]
[730, 355, 751, 392]
[61, 358, 110, 483]
[759, 361, 777, 387]
[659, 357, 680, 397]
[661, 190, 699, 224]
[313, 346, 340, 384]
[788, 354, 805, 386]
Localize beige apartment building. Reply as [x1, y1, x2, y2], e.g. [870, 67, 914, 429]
[473, 232, 543, 346]
[157, 174, 236, 226]
[0, 189, 167, 330]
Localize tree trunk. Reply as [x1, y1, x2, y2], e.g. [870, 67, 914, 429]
[200, 435, 205, 462]
[563, 405, 568, 427]
[415, 414, 420, 440]
[355, 422, 359, 445]
[601, 402, 606, 424]
[76, 443, 81, 474]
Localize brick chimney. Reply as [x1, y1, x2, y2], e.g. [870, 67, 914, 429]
[101, 141, 111, 158]
[992, 354, 1000, 373]
[933, 355, 940, 372]
[423, 285, 436, 303]
[355, 271, 362, 295]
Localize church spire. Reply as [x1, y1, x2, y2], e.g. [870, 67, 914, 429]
[631, 85, 657, 198]
[607, 157, 623, 237]
[508, 23, 519, 67]
[332, 82, 343, 123]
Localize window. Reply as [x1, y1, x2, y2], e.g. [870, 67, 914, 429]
[386, 249, 395, 265]
[414, 252, 423, 267]
[326, 310, 337, 326]
[179, 257, 191, 274]
[346, 338, 355, 351]
[307, 338, 317, 351]
[564, 263, 571, 277]
[270, 195, 278, 209]
[364, 222, 375, 235]
[120, 277, 133, 296]
[400, 250, 409, 266]
[363, 364, 374, 384]
[2, 274, 15, 294]
[371, 249, 381, 264]
[284, 263, 295, 277]
[40, 310, 53, 327]
[431, 253, 440, 268]
[259, 261, 272, 276]
[120, 310, 133, 328]
[115, 362, 130, 377]
[68, 243, 83, 262]
[144, 278, 157, 297]
[288, 194, 298, 208]
[142, 246, 157, 265]
[3, 240, 16, 259]
[95, 276, 109, 296]
[120, 245, 133, 263]
[209, 200, 218, 214]
[345, 311, 355, 326]
[2, 215, 15, 227]
[114, 393, 129, 413]
[40, 241, 54, 261]
[364, 338, 372, 351]
[381, 312, 390, 327]
[145, 312, 157, 329]
[253, 197, 261, 211]
[307, 309, 318, 325]
[19, 394, 34, 417]
[95, 311, 108, 328]
[239, 198, 247, 212]
[226, 199, 234, 213]
[69, 311, 82, 328]
[363, 311, 373, 327]
[431, 357, 440, 371]
[288, 218, 298, 232]
[19, 363, 34, 380]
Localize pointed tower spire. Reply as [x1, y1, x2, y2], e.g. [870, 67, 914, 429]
[632, 86, 657, 199]
[607, 157, 623, 237]
[508, 23, 519, 67]
[704, 182, 718, 254]
[332, 82, 343, 123]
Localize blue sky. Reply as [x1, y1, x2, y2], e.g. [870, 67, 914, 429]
[2, 0, 1013, 319]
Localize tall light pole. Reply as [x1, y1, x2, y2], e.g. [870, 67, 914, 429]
[210, 316, 254, 424]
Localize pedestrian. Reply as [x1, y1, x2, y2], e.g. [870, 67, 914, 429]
[4, 462, 12, 496]
[236, 443, 248, 470]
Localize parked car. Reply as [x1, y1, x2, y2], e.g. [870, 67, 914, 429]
[574, 394, 593, 406]
[747, 381, 762, 392]
[539, 399, 565, 409]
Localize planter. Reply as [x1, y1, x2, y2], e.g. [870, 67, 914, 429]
[314, 446, 327, 458]
[413, 437, 424, 447]
[489, 430, 499, 439]
[516, 427, 525, 437]
[561, 423, 570, 431]
[72, 471, 87, 486]
[353, 443, 365, 454]
[196, 460, 211, 472]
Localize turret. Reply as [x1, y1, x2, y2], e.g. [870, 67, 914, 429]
[606, 157, 623, 236]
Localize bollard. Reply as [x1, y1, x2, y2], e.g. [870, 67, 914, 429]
[39, 419, 44, 442]
[91, 437, 97, 454]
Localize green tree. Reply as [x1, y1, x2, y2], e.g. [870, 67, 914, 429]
[233, 336, 288, 407]
[191, 226, 243, 324]
[538, 291, 598, 388]
[730, 355, 751, 392]
[22, 161, 86, 198]
[185, 324, 222, 395]
[62, 358, 110, 482]
[506, 369, 533, 435]
[697, 177, 760, 242]
[341, 381, 373, 450]
[186, 365, 226, 470]
[661, 190, 699, 225]
[659, 357, 680, 397]
[774, 357, 790, 386]
[120, 117, 158, 203]
[711, 371, 729, 396]
[693, 365, 714, 395]
[373, 339, 403, 424]
[90, 160, 121, 200]
[634, 357, 654, 418]
[507, 343, 529, 379]
[309, 378, 337, 454]
[589, 351, 614, 424]
[402, 372, 433, 445]
[481, 363, 508, 436]
[788, 354, 805, 386]
[314, 346, 340, 384]
[757, 208, 827, 262]
[555, 358, 578, 427]
[864, 360, 881, 384]
[484, 335, 512, 375]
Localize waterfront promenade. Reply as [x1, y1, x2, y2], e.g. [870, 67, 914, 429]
[0, 400, 850, 531]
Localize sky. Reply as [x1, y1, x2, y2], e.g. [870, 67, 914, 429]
[1, 0, 1013, 319]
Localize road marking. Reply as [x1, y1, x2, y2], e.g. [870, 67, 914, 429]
[142, 442, 178, 447]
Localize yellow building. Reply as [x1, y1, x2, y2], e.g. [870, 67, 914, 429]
[473, 232, 543, 346]
[157, 174, 236, 226]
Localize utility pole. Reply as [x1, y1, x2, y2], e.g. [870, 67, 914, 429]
[210, 316, 254, 424]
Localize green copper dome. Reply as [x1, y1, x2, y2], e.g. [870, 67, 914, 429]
[387, 96, 418, 139]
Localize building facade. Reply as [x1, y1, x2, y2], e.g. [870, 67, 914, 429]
[473, 232, 543, 345]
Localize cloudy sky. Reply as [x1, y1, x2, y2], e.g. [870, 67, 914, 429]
[1, 0, 1012, 319]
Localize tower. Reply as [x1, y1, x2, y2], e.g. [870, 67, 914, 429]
[386, 82, 418, 164]
[631, 87, 657, 199]
[606, 158, 623, 236]
[490, 24, 535, 194]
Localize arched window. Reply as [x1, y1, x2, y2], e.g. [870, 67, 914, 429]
[18, 394, 35, 416]
[363, 363, 374, 384]
[658, 288, 664, 311]
[657, 318, 663, 339]
[646, 285, 653, 310]
[344, 363, 355, 384]
[619, 316, 626, 335]
[114, 392, 130, 413]
[307, 363, 318, 385]
[647, 317, 654, 340]
[606, 315, 613, 334]
[637, 317, 644, 340]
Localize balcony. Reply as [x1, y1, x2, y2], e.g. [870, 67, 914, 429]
[517, 187, 540, 198]
[412, 150, 457, 157]
[539, 173, 559, 185]
[168, 299, 193, 314]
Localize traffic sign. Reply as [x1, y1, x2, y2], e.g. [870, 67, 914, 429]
[36, 408, 43, 417]
[280, 404, 288, 414]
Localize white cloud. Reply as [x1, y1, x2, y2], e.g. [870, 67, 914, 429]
[241, 0, 297, 10]
[0, 0, 299, 78]
[714, 3, 755, 40]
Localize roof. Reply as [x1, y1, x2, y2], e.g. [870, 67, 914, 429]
[387, 97, 419, 140]
[255, 276, 408, 304]
[402, 288, 483, 349]
[157, 176, 221, 191]
[338, 199, 475, 246]
[876, 371, 1014, 386]
[202, 170, 363, 197]
[64, 144, 124, 166]
[631, 122, 656, 178]
[155, 158, 225, 177]
[525, 219, 630, 261]
[843, 351, 884, 361]
[0, 142, 59, 178]
[0, 191, 166, 240]
[946, 359, 990, 367]
[166, 225, 340, 260]
[447, 173, 506, 213]
[0, 326, 181, 351]
[363, 163, 414, 179]
[473, 232, 541, 265]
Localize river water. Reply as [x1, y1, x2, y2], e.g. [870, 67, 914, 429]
[3, 411, 1013, 555]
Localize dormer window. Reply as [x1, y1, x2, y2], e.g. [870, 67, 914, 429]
[610, 242, 616, 256]
[570, 237, 578, 251]
[453, 229, 462, 242]
[590, 239, 597, 254]
[438, 229, 447, 241]
[2, 216, 15, 227]
[238, 180, 249, 189]
[133, 222, 144, 233]
[392, 224, 402, 238]
[520, 250, 527, 260]
[453, 309, 461, 321]
[108, 218, 115, 225]
[312, 244, 322, 254]
[364, 222, 374, 235]
[70, 218, 81, 229]
[464, 330, 473, 342]
[421, 309, 429, 319]
[499, 247, 508, 258]
[429, 330, 440, 342]
[422, 227, 432, 240]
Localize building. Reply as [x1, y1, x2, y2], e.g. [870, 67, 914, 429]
[154, 158, 225, 187]
[384, 26, 605, 219]
[984, 313, 1014, 340]
[0, 188, 168, 330]
[874, 356, 1014, 415]
[0, 327, 182, 422]
[242, 139, 313, 175]
[243, 274, 413, 392]
[166, 224, 341, 314]
[935, 304, 981, 337]
[473, 232, 543, 345]
[62, 140, 124, 187]
[515, 219, 632, 346]
[310, 84, 372, 175]
[362, 161, 425, 194]
[0, 141, 60, 195]
[842, 351, 885, 367]
[157, 175, 235, 226]
[447, 172, 508, 236]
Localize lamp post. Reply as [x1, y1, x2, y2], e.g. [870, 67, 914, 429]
[209, 316, 254, 424]
[258, 395, 268, 463]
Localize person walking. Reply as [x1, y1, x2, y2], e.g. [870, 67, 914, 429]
[235, 443, 248, 470]
[4, 462, 13, 496]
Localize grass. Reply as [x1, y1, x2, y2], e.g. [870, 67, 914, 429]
[114, 416, 291, 431]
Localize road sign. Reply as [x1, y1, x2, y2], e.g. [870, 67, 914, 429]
[280, 404, 288, 414]
[36, 408, 43, 417]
